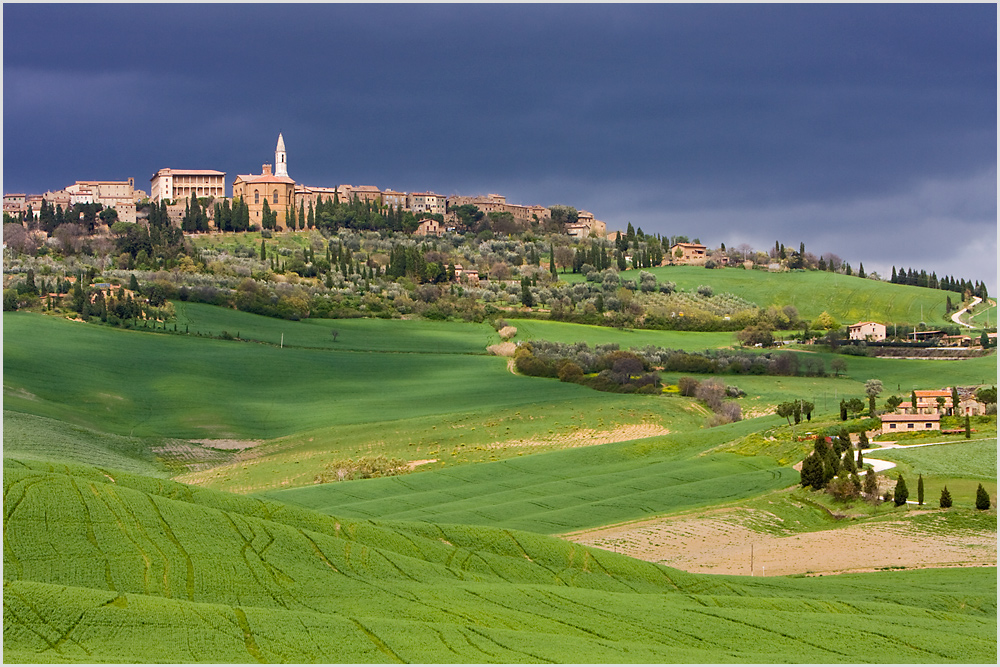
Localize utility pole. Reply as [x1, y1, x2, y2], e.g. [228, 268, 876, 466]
[281, 333, 283, 349]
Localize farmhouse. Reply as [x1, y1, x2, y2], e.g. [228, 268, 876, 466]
[896, 389, 955, 415]
[957, 397, 988, 416]
[939, 334, 972, 347]
[414, 218, 443, 237]
[848, 321, 886, 342]
[453, 264, 480, 284]
[880, 413, 940, 433]
[669, 242, 707, 264]
[910, 330, 944, 342]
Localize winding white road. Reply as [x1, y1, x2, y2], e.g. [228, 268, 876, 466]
[859, 437, 995, 504]
[951, 296, 982, 329]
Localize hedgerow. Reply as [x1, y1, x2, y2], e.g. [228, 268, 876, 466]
[517, 339, 812, 379]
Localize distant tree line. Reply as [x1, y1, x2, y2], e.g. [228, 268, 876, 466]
[890, 266, 988, 300]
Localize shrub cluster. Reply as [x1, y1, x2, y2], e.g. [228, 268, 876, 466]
[313, 455, 410, 483]
[514, 342, 661, 394]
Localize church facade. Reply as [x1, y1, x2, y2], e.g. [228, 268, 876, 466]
[232, 134, 296, 228]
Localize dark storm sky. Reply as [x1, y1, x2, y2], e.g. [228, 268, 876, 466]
[3, 3, 996, 290]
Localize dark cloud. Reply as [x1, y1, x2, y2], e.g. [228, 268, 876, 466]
[4, 3, 995, 289]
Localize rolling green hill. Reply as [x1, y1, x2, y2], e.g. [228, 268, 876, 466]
[174, 301, 499, 353]
[560, 265, 960, 327]
[2, 312, 584, 440]
[1, 411, 169, 479]
[266, 419, 794, 534]
[507, 318, 736, 349]
[5, 308, 993, 495]
[4, 459, 995, 663]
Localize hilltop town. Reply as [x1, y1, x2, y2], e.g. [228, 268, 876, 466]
[4, 134, 610, 241]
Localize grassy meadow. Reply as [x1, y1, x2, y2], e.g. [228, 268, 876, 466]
[4, 459, 995, 663]
[266, 418, 794, 534]
[560, 264, 961, 327]
[4, 264, 996, 664]
[3, 312, 582, 439]
[507, 318, 736, 350]
[174, 301, 499, 353]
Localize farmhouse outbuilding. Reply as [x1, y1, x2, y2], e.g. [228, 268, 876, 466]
[880, 413, 940, 433]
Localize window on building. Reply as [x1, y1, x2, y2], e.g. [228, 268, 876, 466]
[254, 190, 259, 204]
[925, 423, 932, 428]
[273, 190, 278, 203]
[907, 423, 914, 429]
[889, 423, 897, 429]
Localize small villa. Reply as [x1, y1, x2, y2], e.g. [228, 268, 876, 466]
[669, 242, 707, 264]
[414, 218, 443, 237]
[881, 413, 940, 433]
[848, 321, 886, 342]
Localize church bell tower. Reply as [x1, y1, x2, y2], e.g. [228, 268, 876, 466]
[275, 133, 288, 178]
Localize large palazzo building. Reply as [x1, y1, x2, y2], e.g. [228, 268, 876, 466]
[150, 169, 226, 203]
[232, 134, 296, 227]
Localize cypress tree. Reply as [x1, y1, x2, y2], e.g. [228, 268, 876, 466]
[864, 468, 879, 499]
[917, 474, 924, 505]
[910, 390, 917, 413]
[856, 446, 864, 469]
[260, 240, 267, 261]
[549, 244, 556, 276]
[939, 486, 952, 508]
[975, 483, 991, 510]
[840, 399, 847, 421]
[965, 415, 971, 439]
[893, 474, 909, 507]
[800, 452, 824, 489]
[842, 450, 856, 475]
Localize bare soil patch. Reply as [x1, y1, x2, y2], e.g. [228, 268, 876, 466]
[189, 438, 262, 451]
[565, 509, 996, 576]
[486, 424, 670, 451]
[487, 342, 517, 357]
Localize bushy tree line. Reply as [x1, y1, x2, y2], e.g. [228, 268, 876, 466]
[513, 342, 662, 394]
[890, 265, 988, 300]
[516, 339, 814, 381]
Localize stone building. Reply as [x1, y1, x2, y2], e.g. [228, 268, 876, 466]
[669, 242, 708, 264]
[848, 321, 887, 342]
[409, 192, 446, 216]
[150, 168, 226, 203]
[232, 134, 296, 228]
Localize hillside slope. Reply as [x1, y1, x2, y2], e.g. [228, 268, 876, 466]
[4, 459, 995, 663]
[563, 265, 961, 327]
[266, 420, 795, 534]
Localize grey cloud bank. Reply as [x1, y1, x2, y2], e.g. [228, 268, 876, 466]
[3, 3, 995, 291]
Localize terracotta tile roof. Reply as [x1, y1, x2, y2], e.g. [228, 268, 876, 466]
[234, 174, 295, 185]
